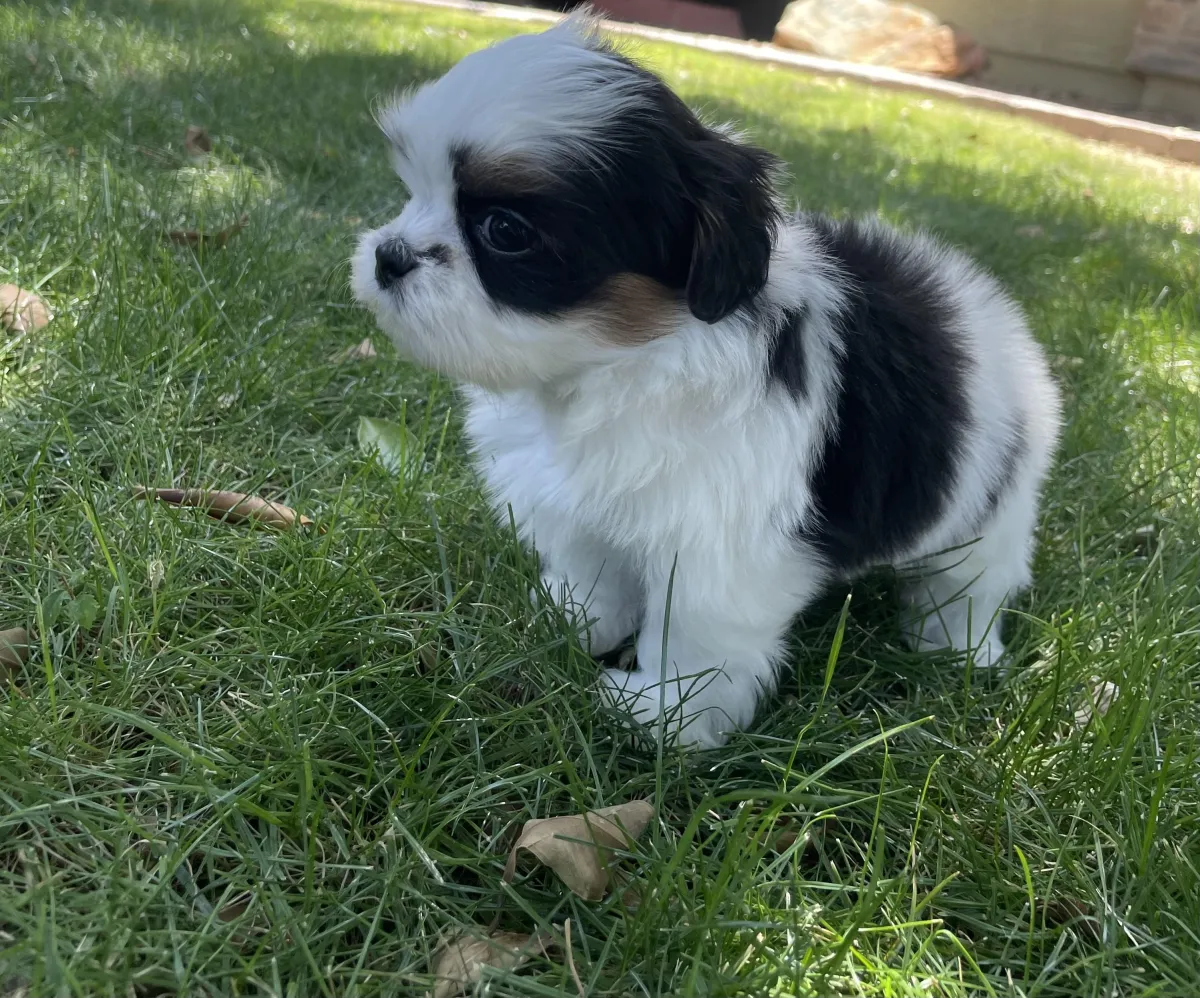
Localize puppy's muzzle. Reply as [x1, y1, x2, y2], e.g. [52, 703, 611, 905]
[375, 238, 418, 289]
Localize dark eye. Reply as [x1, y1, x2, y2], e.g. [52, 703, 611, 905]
[478, 209, 539, 256]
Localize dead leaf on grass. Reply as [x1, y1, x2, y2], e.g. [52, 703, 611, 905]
[184, 124, 212, 158]
[167, 214, 247, 247]
[1073, 676, 1119, 729]
[503, 800, 654, 900]
[1, 628, 31, 674]
[429, 929, 552, 998]
[1043, 896, 1101, 940]
[0, 284, 52, 333]
[134, 487, 314, 530]
[357, 416, 419, 476]
[147, 558, 166, 592]
[331, 337, 378, 363]
[1015, 225, 1044, 238]
[217, 896, 251, 921]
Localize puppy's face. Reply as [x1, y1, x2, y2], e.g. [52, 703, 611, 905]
[352, 19, 782, 391]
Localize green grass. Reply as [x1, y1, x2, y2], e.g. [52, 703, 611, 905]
[2, 0, 1198, 994]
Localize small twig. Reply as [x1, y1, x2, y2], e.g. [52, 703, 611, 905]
[564, 918, 584, 997]
[166, 213, 248, 247]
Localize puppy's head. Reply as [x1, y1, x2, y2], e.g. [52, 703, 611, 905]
[351, 16, 783, 390]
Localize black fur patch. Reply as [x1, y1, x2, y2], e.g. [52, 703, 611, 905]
[795, 215, 971, 574]
[767, 306, 809, 398]
[452, 50, 783, 323]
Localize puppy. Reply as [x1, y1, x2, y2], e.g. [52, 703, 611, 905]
[351, 16, 1062, 749]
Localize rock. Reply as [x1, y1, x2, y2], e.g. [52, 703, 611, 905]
[773, 0, 986, 78]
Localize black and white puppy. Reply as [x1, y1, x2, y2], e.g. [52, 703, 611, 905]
[351, 17, 1062, 748]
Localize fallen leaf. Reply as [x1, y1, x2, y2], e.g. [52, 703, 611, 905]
[331, 337, 378, 362]
[217, 896, 251, 922]
[68, 593, 99, 630]
[147, 558, 165, 592]
[1073, 676, 1119, 729]
[613, 870, 642, 910]
[167, 214, 247, 247]
[1043, 897, 1100, 940]
[1016, 225, 1044, 238]
[429, 929, 551, 998]
[503, 800, 654, 900]
[184, 124, 212, 158]
[134, 487, 314, 529]
[0, 628, 31, 673]
[0, 284, 52, 333]
[357, 416, 419, 476]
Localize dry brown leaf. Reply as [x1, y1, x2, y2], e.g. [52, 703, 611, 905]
[0, 284, 52, 333]
[1043, 897, 1100, 941]
[167, 214, 247, 247]
[0, 628, 31, 673]
[184, 124, 212, 157]
[1015, 225, 1044, 238]
[134, 487, 314, 529]
[217, 896, 250, 922]
[429, 929, 551, 998]
[504, 800, 654, 900]
[331, 337, 378, 363]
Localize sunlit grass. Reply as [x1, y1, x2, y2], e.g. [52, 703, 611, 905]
[2, 1, 1198, 995]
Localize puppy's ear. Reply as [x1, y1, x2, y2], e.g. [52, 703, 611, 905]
[683, 137, 783, 324]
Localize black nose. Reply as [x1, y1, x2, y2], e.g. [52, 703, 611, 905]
[375, 239, 417, 288]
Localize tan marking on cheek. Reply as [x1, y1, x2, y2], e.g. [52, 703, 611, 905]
[583, 274, 683, 345]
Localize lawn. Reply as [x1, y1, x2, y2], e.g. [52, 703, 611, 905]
[1, 0, 1198, 995]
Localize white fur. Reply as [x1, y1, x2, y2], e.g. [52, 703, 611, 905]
[351, 20, 1062, 749]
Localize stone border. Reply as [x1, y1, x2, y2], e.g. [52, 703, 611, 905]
[394, 0, 1200, 165]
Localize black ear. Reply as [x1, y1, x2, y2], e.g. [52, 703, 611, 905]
[683, 137, 783, 324]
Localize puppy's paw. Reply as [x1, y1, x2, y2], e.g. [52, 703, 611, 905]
[901, 601, 1008, 669]
[534, 574, 638, 657]
[597, 667, 728, 750]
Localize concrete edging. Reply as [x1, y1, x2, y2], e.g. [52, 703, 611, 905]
[394, 0, 1200, 166]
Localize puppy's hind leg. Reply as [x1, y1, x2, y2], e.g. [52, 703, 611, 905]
[900, 490, 1039, 667]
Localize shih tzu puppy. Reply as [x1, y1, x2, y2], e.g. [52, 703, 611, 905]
[351, 16, 1061, 748]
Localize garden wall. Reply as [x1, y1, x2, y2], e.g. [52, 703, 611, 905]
[917, 0, 1200, 124]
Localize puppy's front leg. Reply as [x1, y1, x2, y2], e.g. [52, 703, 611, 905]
[532, 521, 642, 657]
[601, 547, 820, 749]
